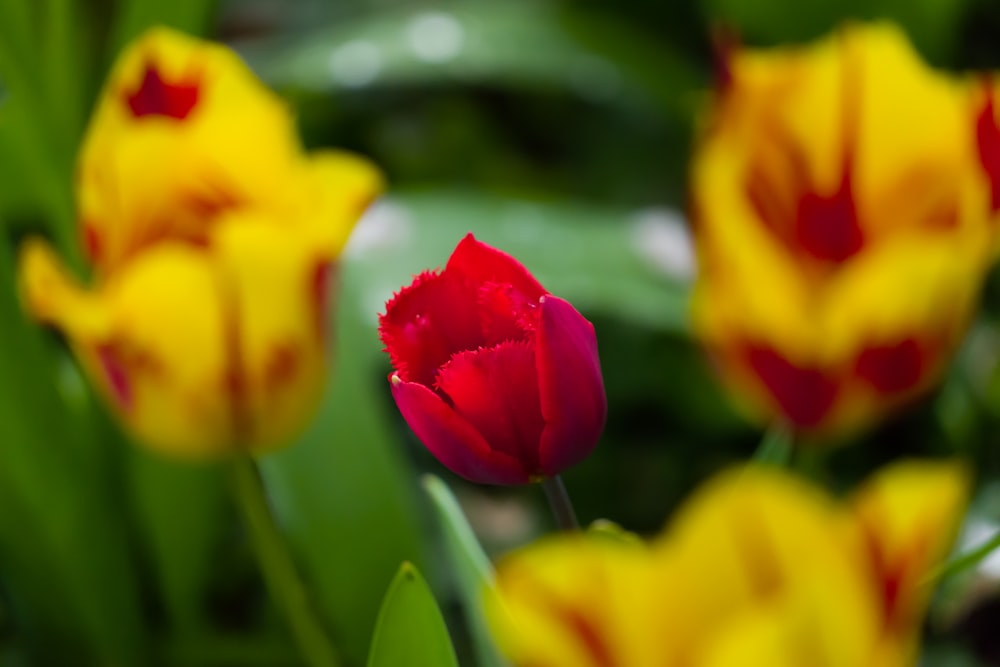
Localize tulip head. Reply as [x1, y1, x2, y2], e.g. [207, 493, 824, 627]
[379, 234, 606, 485]
[76, 27, 381, 275]
[488, 460, 969, 667]
[19, 28, 383, 457]
[690, 23, 995, 433]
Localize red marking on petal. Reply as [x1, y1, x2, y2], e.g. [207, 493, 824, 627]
[710, 26, 739, 93]
[82, 222, 102, 263]
[855, 338, 925, 395]
[311, 261, 332, 340]
[378, 270, 484, 387]
[795, 169, 863, 262]
[97, 344, 132, 410]
[446, 234, 547, 301]
[265, 344, 300, 392]
[390, 376, 530, 484]
[522, 572, 617, 667]
[125, 62, 200, 120]
[976, 84, 1000, 214]
[746, 346, 838, 429]
[536, 296, 605, 476]
[859, 516, 932, 633]
[435, 341, 545, 472]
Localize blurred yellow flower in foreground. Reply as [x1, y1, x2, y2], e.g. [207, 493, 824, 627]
[691, 23, 995, 433]
[19, 28, 382, 457]
[489, 460, 968, 667]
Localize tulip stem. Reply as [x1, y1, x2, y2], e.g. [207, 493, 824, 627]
[542, 475, 579, 531]
[230, 456, 341, 667]
[753, 421, 794, 466]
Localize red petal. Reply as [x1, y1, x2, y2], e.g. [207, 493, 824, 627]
[379, 270, 484, 387]
[390, 375, 530, 484]
[446, 234, 547, 301]
[855, 338, 925, 395]
[124, 62, 201, 120]
[475, 281, 539, 345]
[535, 296, 606, 475]
[435, 341, 546, 473]
[746, 346, 838, 429]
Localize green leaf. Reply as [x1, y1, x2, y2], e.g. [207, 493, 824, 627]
[126, 449, 229, 634]
[0, 241, 145, 664]
[367, 563, 459, 667]
[245, 1, 700, 117]
[423, 475, 508, 667]
[700, 0, 966, 65]
[348, 190, 691, 334]
[107, 0, 217, 62]
[258, 267, 426, 666]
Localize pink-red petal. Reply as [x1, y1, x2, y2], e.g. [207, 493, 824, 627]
[390, 375, 530, 484]
[445, 234, 547, 301]
[435, 341, 546, 473]
[535, 296, 606, 476]
[379, 270, 484, 387]
[475, 281, 539, 345]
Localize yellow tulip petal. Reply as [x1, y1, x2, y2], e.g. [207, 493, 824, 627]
[658, 466, 878, 662]
[850, 460, 969, 644]
[490, 536, 673, 667]
[210, 212, 330, 450]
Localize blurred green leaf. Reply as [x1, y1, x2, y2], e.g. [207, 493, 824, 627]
[108, 0, 218, 61]
[423, 475, 508, 667]
[367, 562, 459, 667]
[127, 450, 229, 635]
[245, 0, 700, 116]
[347, 190, 691, 334]
[259, 269, 426, 666]
[0, 242, 145, 664]
[700, 0, 967, 64]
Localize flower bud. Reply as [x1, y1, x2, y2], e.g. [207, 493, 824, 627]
[379, 234, 606, 484]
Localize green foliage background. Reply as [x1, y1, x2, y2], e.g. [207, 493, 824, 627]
[2, 0, 1000, 665]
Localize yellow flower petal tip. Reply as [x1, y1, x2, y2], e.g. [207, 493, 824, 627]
[690, 21, 996, 435]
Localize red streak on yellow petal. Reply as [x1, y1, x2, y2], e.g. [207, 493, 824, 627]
[124, 62, 201, 120]
[976, 84, 1000, 214]
[854, 338, 925, 395]
[745, 345, 839, 429]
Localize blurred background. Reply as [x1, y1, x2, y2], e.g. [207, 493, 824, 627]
[4, 0, 1000, 665]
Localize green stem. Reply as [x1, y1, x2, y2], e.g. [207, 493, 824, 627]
[541, 475, 579, 531]
[928, 529, 1000, 583]
[752, 421, 794, 467]
[230, 457, 340, 667]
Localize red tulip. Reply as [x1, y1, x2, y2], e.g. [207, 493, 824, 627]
[379, 234, 606, 485]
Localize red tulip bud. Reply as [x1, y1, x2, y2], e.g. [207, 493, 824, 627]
[379, 234, 606, 485]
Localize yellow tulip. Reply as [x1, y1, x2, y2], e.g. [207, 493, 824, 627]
[691, 23, 995, 433]
[19, 28, 383, 457]
[489, 460, 968, 667]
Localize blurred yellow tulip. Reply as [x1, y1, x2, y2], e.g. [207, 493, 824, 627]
[489, 460, 968, 667]
[19, 27, 383, 457]
[691, 23, 995, 433]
